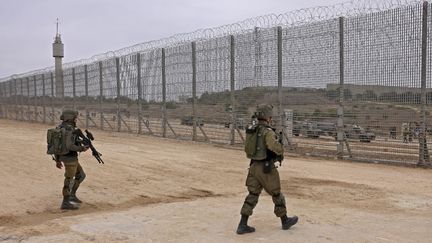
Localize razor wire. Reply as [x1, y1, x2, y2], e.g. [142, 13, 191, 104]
[0, 0, 424, 81]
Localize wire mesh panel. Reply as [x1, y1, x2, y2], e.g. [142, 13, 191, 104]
[10, 80, 15, 120]
[34, 74, 44, 122]
[16, 78, 22, 120]
[23, 77, 31, 121]
[72, 65, 86, 127]
[282, 19, 340, 157]
[140, 49, 163, 136]
[51, 72, 62, 121]
[100, 58, 117, 131]
[3, 81, 8, 118]
[0, 82, 4, 118]
[425, 2, 432, 165]
[118, 53, 139, 133]
[164, 43, 193, 140]
[196, 36, 231, 143]
[86, 62, 101, 128]
[5, 80, 11, 119]
[345, 3, 423, 164]
[63, 67, 74, 107]
[235, 28, 279, 144]
[6, 80, 11, 119]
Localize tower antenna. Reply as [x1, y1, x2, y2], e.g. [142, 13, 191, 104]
[56, 18, 59, 36]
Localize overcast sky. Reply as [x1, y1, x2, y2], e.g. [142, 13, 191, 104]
[0, 0, 350, 78]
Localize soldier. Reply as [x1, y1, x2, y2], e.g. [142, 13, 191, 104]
[55, 110, 89, 210]
[237, 104, 298, 234]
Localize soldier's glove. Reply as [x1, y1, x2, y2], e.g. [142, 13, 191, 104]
[55, 161, 63, 169]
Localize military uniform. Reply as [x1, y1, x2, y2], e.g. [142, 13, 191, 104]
[237, 104, 298, 234]
[56, 110, 88, 210]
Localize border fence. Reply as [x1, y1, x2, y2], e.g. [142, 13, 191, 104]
[1, 0, 432, 167]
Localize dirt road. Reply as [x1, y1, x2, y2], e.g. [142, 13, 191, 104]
[0, 119, 431, 242]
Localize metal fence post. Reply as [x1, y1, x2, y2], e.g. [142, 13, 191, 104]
[337, 17, 345, 159]
[137, 53, 143, 134]
[192, 42, 197, 141]
[277, 26, 283, 133]
[2, 82, 7, 119]
[3, 81, 7, 119]
[230, 35, 236, 145]
[84, 65, 89, 129]
[3, 82, 7, 119]
[161, 48, 167, 138]
[50, 72, 55, 124]
[254, 27, 262, 87]
[99, 61, 104, 130]
[419, 1, 430, 166]
[0, 82, 3, 119]
[20, 78, 24, 121]
[13, 79, 17, 120]
[4, 82, 8, 119]
[116, 57, 121, 132]
[0, 83, 3, 118]
[8, 79, 12, 120]
[72, 68, 76, 110]
[26, 77, 30, 121]
[42, 74, 46, 123]
[33, 75, 37, 122]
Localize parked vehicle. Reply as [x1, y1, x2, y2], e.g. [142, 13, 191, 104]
[316, 122, 337, 137]
[339, 124, 375, 142]
[292, 121, 321, 138]
[180, 116, 204, 126]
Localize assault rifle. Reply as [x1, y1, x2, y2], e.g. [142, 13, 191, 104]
[75, 129, 105, 164]
[267, 128, 284, 167]
[276, 131, 284, 166]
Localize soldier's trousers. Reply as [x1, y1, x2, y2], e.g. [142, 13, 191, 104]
[62, 160, 86, 198]
[240, 161, 287, 217]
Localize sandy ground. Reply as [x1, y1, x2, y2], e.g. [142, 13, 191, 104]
[0, 119, 431, 242]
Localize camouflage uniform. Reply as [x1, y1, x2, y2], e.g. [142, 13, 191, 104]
[56, 110, 87, 210]
[240, 123, 286, 216]
[237, 104, 298, 234]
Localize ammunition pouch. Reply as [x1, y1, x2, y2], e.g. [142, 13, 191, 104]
[263, 161, 272, 174]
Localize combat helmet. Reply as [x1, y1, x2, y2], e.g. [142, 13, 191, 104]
[60, 110, 79, 121]
[255, 104, 273, 120]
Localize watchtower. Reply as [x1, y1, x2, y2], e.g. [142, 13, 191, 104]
[52, 19, 64, 98]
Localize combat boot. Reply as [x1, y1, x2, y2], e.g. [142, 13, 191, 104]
[70, 194, 82, 204]
[236, 215, 255, 234]
[60, 197, 79, 210]
[281, 215, 298, 230]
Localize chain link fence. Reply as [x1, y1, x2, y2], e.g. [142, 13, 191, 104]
[1, 0, 431, 166]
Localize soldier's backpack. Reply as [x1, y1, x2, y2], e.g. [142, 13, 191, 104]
[244, 124, 259, 158]
[46, 126, 69, 155]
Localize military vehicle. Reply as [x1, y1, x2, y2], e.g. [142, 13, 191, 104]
[180, 116, 204, 126]
[316, 122, 337, 136]
[292, 121, 321, 138]
[337, 124, 376, 142]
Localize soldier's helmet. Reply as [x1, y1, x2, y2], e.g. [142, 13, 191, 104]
[60, 110, 79, 121]
[255, 104, 273, 119]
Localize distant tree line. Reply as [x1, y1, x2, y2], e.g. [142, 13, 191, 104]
[325, 89, 432, 104]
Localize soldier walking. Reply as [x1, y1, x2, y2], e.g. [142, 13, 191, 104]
[54, 110, 89, 210]
[237, 104, 298, 234]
